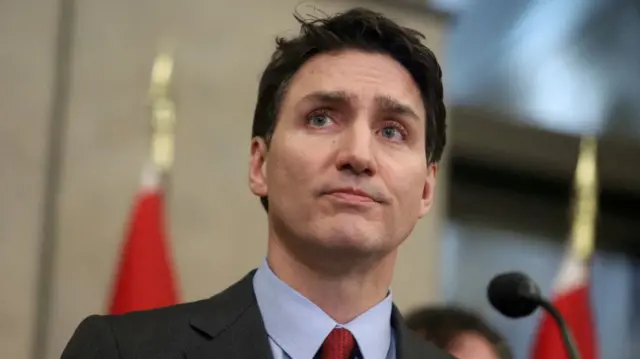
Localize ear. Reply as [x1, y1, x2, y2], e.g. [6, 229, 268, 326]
[248, 137, 269, 198]
[418, 163, 438, 218]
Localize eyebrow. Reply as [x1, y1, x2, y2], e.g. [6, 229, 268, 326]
[299, 90, 420, 121]
[374, 95, 420, 121]
[300, 90, 354, 106]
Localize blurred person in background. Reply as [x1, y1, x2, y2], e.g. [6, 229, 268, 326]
[62, 6, 449, 359]
[406, 306, 512, 359]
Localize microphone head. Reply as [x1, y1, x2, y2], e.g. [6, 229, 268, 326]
[487, 272, 541, 318]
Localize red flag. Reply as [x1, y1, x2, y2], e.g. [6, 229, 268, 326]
[108, 164, 179, 314]
[530, 250, 597, 359]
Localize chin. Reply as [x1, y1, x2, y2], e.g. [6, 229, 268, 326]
[309, 219, 386, 252]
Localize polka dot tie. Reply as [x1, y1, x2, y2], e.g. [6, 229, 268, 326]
[318, 327, 358, 359]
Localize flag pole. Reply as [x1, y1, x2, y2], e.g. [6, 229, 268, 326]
[530, 136, 601, 359]
[569, 136, 598, 262]
[107, 49, 180, 314]
[148, 45, 176, 180]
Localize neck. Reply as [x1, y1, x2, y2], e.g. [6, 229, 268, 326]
[266, 232, 397, 324]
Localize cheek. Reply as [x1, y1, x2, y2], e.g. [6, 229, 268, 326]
[385, 161, 427, 208]
[268, 138, 318, 192]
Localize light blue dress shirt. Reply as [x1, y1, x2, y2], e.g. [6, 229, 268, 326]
[253, 260, 397, 359]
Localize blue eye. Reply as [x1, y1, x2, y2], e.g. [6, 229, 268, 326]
[308, 112, 333, 127]
[381, 126, 397, 138]
[379, 124, 406, 141]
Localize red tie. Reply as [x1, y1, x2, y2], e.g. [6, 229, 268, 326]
[319, 327, 357, 359]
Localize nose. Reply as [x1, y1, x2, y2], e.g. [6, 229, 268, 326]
[335, 121, 377, 176]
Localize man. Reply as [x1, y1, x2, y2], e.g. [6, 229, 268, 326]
[62, 7, 449, 359]
[406, 306, 513, 359]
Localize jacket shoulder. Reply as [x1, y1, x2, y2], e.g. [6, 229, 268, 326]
[61, 271, 259, 358]
[61, 299, 212, 359]
[61, 314, 119, 359]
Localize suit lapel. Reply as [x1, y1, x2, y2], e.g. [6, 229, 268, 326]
[185, 270, 273, 359]
[392, 305, 454, 359]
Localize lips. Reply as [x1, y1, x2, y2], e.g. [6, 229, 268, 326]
[325, 187, 377, 203]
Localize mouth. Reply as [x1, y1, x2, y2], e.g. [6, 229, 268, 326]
[324, 188, 379, 205]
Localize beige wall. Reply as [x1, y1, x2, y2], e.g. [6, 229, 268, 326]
[0, 1, 449, 358]
[0, 1, 59, 358]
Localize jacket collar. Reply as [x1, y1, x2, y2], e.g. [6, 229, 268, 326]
[186, 270, 453, 359]
[186, 270, 273, 359]
[392, 306, 456, 359]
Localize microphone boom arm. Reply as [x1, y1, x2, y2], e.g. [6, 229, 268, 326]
[528, 295, 581, 359]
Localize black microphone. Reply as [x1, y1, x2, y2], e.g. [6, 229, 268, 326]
[487, 272, 582, 359]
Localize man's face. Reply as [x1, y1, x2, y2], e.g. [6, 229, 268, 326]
[249, 49, 436, 255]
[449, 332, 501, 359]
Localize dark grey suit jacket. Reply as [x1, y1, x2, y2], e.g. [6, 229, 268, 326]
[61, 270, 455, 359]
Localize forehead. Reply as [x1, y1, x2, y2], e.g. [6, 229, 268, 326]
[282, 50, 425, 120]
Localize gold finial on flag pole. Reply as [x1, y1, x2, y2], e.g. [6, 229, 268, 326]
[149, 46, 176, 173]
[570, 136, 598, 261]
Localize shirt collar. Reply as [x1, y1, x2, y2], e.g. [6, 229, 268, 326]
[253, 259, 393, 359]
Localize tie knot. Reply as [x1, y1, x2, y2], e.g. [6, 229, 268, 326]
[319, 327, 357, 359]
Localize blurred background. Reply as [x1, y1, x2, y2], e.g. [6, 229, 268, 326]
[1, 0, 638, 358]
